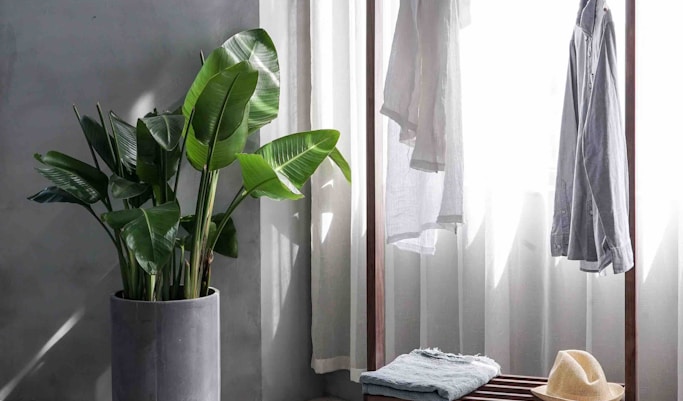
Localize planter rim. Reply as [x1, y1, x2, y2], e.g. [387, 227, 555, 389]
[111, 287, 219, 304]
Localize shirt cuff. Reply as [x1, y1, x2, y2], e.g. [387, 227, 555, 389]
[551, 234, 568, 257]
[610, 244, 634, 274]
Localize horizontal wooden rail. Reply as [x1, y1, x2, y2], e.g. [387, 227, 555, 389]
[365, 374, 625, 401]
[365, 375, 547, 401]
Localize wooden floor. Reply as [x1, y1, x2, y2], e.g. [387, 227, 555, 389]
[365, 375, 547, 401]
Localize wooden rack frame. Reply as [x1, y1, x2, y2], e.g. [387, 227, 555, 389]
[365, 0, 638, 400]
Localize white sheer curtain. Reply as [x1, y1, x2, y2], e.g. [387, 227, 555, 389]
[636, 1, 683, 400]
[309, 0, 367, 381]
[307, 2, 683, 398]
[384, 0, 628, 388]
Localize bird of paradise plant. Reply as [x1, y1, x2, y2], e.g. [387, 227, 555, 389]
[29, 29, 350, 301]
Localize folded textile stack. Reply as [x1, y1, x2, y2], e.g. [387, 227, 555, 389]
[360, 348, 501, 401]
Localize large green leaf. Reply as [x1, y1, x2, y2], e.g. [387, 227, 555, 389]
[102, 208, 144, 230]
[193, 62, 257, 144]
[185, 63, 255, 171]
[185, 123, 246, 170]
[140, 114, 185, 151]
[136, 119, 161, 185]
[329, 147, 352, 183]
[28, 186, 88, 206]
[211, 214, 238, 258]
[256, 130, 340, 189]
[136, 119, 180, 185]
[221, 29, 280, 133]
[182, 50, 233, 135]
[35, 151, 109, 204]
[78, 115, 117, 172]
[109, 174, 149, 199]
[236, 153, 302, 200]
[110, 111, 137, 170]
[183, 29, 280, 136]
[104, 202, 180, 275]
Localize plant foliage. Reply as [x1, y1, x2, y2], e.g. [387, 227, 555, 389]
[29, 28, 350, 300]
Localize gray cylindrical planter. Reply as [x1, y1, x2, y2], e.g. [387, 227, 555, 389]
[110, 289, 220, 401]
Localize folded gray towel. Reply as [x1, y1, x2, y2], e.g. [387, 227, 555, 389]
[359, 349, 501, 401]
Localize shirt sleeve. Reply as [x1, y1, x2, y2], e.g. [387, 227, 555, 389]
[381, 0, 419, 135]
[581, 19, 634, 273]
[551, 38, 580, 256]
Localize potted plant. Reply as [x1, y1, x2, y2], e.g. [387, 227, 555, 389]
[28, 28, 350, 401]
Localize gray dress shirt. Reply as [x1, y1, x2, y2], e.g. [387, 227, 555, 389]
[551, 0, 633, 274]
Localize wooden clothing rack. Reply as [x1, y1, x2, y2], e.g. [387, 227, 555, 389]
[364, 0, 638, 400]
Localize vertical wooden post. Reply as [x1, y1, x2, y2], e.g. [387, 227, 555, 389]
[366, 0, 385, 373]
[624, 0, 637, 400]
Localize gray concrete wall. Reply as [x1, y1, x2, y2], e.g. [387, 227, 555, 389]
[324, 371, 362, 401]
[0, 1, 262, 400]
[259, 1, 326, 399]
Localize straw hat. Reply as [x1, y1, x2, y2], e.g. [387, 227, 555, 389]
[531, 350, 624, 401]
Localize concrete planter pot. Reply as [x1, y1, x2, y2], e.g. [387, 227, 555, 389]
[110, 289, 220, 401]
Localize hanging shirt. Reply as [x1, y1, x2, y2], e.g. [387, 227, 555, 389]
[382, 0, 470, 172]
[551, 0, 633, 274]
[382, 0, 470, 254]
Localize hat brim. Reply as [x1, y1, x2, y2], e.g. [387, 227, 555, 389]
[531, 383, 625, 401]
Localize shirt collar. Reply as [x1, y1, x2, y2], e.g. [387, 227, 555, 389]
[577, 0, 602, 35]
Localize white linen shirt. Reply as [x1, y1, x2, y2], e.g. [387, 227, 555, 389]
[382, 0, 470, 172]
[383, 0, 470, 254]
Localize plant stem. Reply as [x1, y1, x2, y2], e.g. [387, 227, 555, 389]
[102, 196, 114, 213]
[147, 274, 156, 301]
[200, 250, 213, 297]
[85, 205, 131, 298]
[186, 166, 210, 299]
[128, 248, 139, 300]
[195, 171, 219, 298]
[113, 235, 129, 298]
[174, 245, 185, 299]
[156, 270, 164, 300]
[163, 253, 172, 301]
[85, 206, 116, 246]
[183, 259, 191, 299]
[187, 166, 221, 298]
[211, 187, 248, 250]
[73, 105, 101, 171]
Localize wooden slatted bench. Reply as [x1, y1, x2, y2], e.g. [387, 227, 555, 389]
[365, 374, 548, 401]
[366, 375, 625, 401]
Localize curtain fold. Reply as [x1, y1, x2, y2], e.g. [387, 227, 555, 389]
[309, 0, 367, 381]
[636, 1, 683, 400]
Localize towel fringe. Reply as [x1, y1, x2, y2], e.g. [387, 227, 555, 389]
[412, 348, 498, 366]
